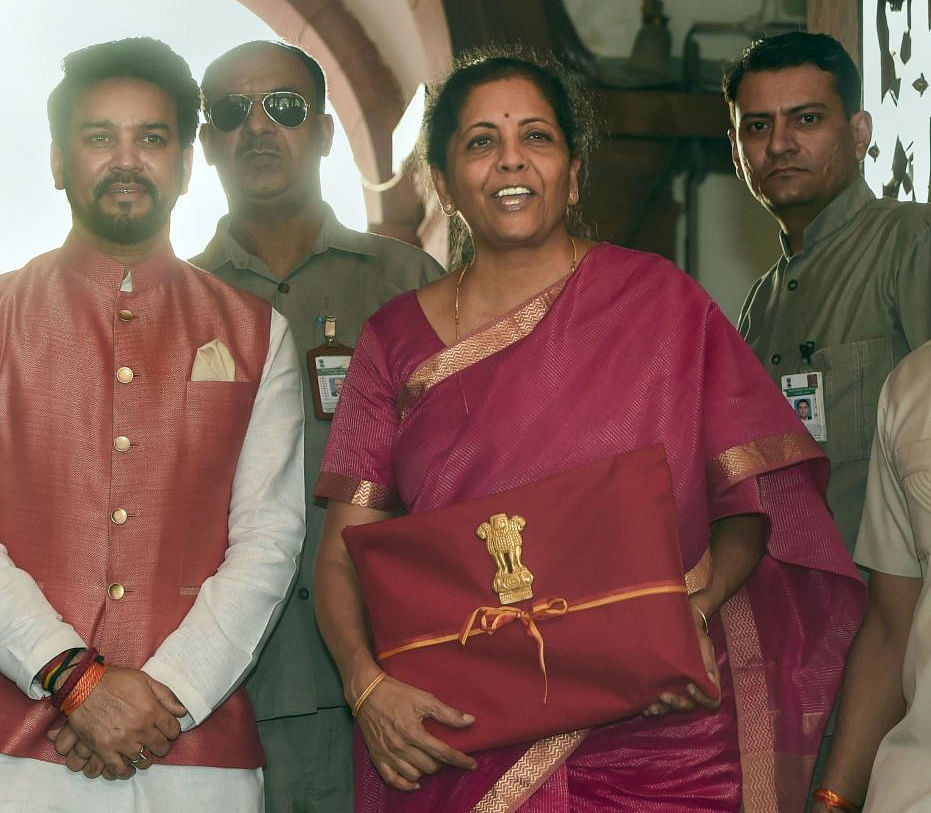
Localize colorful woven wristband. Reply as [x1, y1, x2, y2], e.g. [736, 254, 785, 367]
[38, 651, 69, 692]
[43, 647, 84, 693]
[50, 647, 98, 710]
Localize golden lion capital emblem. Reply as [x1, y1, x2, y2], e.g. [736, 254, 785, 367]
[475, 512, 534, 604]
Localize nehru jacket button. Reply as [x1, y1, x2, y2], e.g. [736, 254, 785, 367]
[110, 508, 128, 525]
[118, 309, 135, 322]
[770, 354, 781, 365]
[113, 436, 131, 452]
[278, 282, 290, 294]
[787, 279, 799, 291]
[116, 366, 134, 384]
[108, 583, 125, 600]
[298, 587, 310, 600]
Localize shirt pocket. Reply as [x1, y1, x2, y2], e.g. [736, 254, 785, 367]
[812, 337, 894, 464]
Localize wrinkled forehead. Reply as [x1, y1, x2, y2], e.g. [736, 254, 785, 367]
[204, 44, 316, 102]
[71, 76, 178, 130]
[732, 64, 844, 117]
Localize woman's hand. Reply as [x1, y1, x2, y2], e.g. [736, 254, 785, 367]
[316, 503, 477, 792]
[355, 673, 476, 791]
[642, 599, 721, 717]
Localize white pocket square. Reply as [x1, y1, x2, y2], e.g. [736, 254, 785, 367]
[191, 339, 236, 382]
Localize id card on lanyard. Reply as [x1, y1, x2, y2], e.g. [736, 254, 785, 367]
[781, 371, 826, 442]
[307, 316, 353, 420]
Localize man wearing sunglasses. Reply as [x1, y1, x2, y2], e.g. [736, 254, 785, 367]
[193, 40, 443, 813]
[0, 38, 304, 811]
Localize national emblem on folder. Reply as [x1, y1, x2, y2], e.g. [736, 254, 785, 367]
[475, 513, 534, 604]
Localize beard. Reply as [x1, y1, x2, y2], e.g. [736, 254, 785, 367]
[63, 170, 179, 245]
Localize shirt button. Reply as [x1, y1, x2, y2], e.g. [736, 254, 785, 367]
[113, 436, 131, 452]
[110, 508, 128, 525]
[298, 587, 310, 600]
[116, 366, 134, 384]
[770, 354, 781, 365]
[108, 583, 125, 600]
[118, 309, 135, 322]
[278, 282, 290, 294]
[787, 279, 799, 291]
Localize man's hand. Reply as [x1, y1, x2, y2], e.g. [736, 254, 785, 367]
[47, 666, 187, 779]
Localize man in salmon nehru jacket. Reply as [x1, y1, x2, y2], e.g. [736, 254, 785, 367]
[0, 37, 304, 812]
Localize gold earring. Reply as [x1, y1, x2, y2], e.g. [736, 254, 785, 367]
[443, 202, 456, 216]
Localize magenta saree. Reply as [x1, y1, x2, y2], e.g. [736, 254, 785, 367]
[317, 243, 866, 812]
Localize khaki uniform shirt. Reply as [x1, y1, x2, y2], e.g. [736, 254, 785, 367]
[855, 341, 931, 811]
[738, 178, 931, 550]
[192, 206, 444, 716]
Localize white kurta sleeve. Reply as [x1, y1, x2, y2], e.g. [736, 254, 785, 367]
[142, 309, 305, 726]
[855, 374, 921, 577]
[0, 547, 86, 696]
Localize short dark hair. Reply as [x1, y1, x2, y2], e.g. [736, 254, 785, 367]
[422, 46, 593, 179]
[722, 31, 862, 119]
[201, 41, 327, 114]
[48, 38, 200, 147]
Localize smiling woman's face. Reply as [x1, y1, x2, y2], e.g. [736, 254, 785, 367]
[432, 75, 579, 252]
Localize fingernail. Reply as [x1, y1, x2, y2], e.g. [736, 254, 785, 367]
[462, 714, 475, 723]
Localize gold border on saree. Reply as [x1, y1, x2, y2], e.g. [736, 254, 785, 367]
[399, 279, 567, 419]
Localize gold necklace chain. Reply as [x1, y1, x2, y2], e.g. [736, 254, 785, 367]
[454, 235, 577, 343]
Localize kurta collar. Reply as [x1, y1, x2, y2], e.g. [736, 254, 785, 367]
[60, 231, 178, 292]
[199, 203, 376, 282]
[779, 177, 875, 259]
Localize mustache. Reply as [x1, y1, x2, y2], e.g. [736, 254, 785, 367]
[93, 173, 158, 200]
[236, 135, 280, 158]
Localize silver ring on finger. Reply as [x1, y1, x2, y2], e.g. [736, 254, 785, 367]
[127, 746, 147, 765]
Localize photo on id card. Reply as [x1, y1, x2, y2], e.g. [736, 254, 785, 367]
[781, 372, 826, 442]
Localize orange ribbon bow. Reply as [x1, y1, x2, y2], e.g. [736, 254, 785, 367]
[459, 598, 569, 703]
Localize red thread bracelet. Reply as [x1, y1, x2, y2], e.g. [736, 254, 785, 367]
[50, 647, 98, 710]
[812, 788, 862, 811]
[61, 662, 107, 714]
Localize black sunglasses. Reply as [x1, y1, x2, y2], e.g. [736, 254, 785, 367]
[206, 91, 309, 132]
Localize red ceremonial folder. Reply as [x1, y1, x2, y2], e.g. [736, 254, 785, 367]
[342, 444, 717, 754]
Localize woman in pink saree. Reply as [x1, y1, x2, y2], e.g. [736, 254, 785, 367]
[314, 51, 865, 812]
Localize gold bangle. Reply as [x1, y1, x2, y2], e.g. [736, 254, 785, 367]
[352, 670, 386, 718]
[693, 603, 710, 635]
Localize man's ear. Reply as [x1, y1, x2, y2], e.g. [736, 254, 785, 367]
[727, 126, 745, 181]
[850, 110, 873, 162]
[180, 145, 194, 195]
[51, 143, 65, 190]
[199, 124, 215, 167]
[316, 113, 335, 158]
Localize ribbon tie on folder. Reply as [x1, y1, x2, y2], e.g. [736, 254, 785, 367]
[459, 598, 569, 703]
